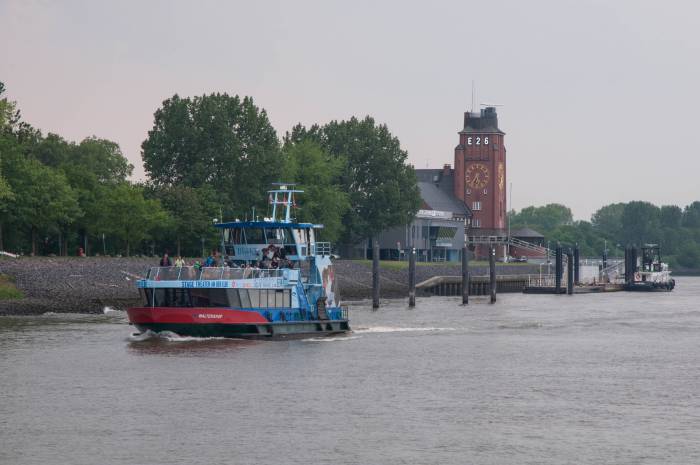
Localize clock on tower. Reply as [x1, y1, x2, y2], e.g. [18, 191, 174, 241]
[453, 107, 507, 234]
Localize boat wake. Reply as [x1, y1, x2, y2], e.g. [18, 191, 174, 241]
[103, 306, 123, 315]
[302, 335, 362, 342]
[127, 330, 229, 342]
[352, 326, 455, 334]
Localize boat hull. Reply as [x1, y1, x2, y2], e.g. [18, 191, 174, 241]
[127, 307, 350, 339]
[624, 280, 675, 292]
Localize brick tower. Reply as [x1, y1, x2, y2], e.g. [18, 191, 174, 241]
[453, 107, 507, 256]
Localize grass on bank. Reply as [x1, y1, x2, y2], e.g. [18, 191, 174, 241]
[0, 274, 23, 300]
[352, 259, 533, 270]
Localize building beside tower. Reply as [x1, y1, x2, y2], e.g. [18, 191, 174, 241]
[370, 105, 541, 261]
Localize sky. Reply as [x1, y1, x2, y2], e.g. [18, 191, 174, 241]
[1, 0, 699, 220]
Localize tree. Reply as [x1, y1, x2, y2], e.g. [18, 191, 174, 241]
[318, 116, 421, 243]
[3, 151, 81, 255]
[281, 139, 350, 242]
[151, 185, 219, 256]
[682, 201, 700, 228]
[101, 183, 169, 256]
[510, 204, 573, 235]
[621, 201, 661, 246]
[660, 205, 683, 228]
[591, 203, 626, 239]
[141, 93, 281, 217]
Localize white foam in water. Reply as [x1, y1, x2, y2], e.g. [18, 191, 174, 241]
[102, 306, 122, 315]
[352, 326, 455, 334]
[302, 335, 362, 342]
[127, 330, 229, 342]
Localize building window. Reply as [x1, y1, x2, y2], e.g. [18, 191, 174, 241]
[466, 188, 471, 196]
[472, 218, 481, 228]
[472, 201, 482, 211]
[483, 188, 488, 195]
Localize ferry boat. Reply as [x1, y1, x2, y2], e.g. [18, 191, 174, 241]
[624, 244, 675, 292]
[127, 184, 350, 339]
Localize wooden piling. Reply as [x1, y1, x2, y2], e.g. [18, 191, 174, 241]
[489, 246, 497, 303]
[372, 238, 380, 309]
[567, 251, 574, 295]
[555, 245, 563, 294]
[408, 248, 416, 307]
[573, 245, 580, 285]
[461, 247, 469, 305]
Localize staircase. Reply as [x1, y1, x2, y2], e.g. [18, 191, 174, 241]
[467, 235, 549, 257]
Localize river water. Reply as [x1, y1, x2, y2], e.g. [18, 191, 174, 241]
[2, 278, 700, 465]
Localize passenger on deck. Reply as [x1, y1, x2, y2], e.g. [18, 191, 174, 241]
[159, 253, 172, 267]
[174, 256, 185, 267]
[204, 254, 215, 267]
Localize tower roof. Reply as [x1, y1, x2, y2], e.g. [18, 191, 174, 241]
[459, 106, 505, 135]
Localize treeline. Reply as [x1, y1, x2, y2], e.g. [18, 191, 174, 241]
[0, 83, 421, 257]
[510, 201, 700, 268]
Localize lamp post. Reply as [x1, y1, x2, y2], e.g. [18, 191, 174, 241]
[507, 182, 512, 261]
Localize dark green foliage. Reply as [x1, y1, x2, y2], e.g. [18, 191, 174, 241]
[288, 117, 421, 243]
[141, 93, 281, 218]
[509, 204, 573, 236]
[513, 199, 700, 268]
[281, 139, 350, 242]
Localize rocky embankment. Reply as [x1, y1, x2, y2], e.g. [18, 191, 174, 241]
[0, 257, 540, 315]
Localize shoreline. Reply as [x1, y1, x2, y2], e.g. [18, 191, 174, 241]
[0, 256, 590, 316]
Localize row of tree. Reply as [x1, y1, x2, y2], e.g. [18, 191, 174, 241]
[509, 201, 700, 268]
[0, 84, 421, 256]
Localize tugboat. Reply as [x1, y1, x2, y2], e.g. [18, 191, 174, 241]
[127, 184, 350, 339]
[624, 244, 675, 292]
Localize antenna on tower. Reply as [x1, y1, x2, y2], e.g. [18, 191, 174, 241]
[471, 81, 475, 113]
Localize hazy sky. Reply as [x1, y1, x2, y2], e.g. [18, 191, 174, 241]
[2, 0, 699, 220]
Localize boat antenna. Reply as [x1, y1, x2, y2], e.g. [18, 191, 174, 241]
[471, 80, 475, 113]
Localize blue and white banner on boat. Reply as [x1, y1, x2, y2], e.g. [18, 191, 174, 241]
[138, 277, 286, 289]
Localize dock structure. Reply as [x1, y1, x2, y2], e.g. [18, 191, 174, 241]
[417, 274, 530, 296]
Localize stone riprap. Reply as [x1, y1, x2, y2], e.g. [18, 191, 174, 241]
[0, 257, 540, 315]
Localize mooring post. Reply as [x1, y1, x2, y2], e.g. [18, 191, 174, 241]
[408, 248, 416, 307]
[489, 246, 497, 303]
[372, 238, 380, 309]
[462, 246, 469, 305]
[567, 251, 574, 295]
[555, 244, 563, 294]
[573, 245, 580, 285]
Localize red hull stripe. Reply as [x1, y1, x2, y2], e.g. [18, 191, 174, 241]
[127, 307, 269, 325]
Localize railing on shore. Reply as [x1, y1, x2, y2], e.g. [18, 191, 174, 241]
[146, 266, 289, 281]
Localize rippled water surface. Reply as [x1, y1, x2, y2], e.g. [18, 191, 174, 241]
[2, 278, 700, 465]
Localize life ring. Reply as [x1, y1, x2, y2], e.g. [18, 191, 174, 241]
[634, 272, 641, 281]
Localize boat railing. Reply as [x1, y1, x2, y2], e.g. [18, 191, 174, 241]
[311, 242, 332, 256]
[146, 266, 288, 281]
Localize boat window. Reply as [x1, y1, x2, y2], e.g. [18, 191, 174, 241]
[227, 228, 242, 244]
[240, 289, 252, 308]
[209, 289, 228, 307]
[140, 288, 151, 306]
[248, 289, 260, 307]
[275, 289, 285, 307]
[172, 289, 191, 307]
[264, 228, 282, 244]
[191, 289, 210, 307]
[227, 289, 241, 307]
[246, 228, 265, 244]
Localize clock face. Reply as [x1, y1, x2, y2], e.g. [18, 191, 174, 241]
[466, 163, 489, 189]
[498, 162, 504, 190]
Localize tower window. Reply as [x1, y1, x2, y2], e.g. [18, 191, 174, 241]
[472, 201, 482, 211]
[472, 218, 481, 228]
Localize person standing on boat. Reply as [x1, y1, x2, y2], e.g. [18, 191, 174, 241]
[159, 253, 172, 267]
[174, 256, 185, 267]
